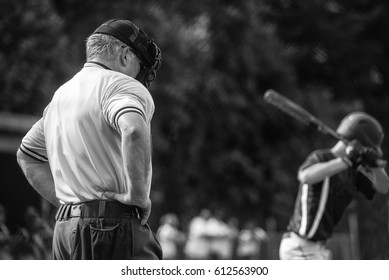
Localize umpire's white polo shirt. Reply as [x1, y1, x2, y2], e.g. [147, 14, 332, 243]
[20, 62, 154, 204]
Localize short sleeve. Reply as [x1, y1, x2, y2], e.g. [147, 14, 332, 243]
[20, 117, 48, 162]
[298, 151, 321, 173]
[101, 78, 154, 132]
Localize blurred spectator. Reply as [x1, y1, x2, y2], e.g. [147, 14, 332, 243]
[226, 217, 240, 259]
[0, 204, 13, 260]
[184, 209, 239, 260]
[184, 208, 213, 259]
[236, 220, 269, 259]
[208, 211, 238, 260]
[12, 206, 54, 259]
[157, 213, 186, 259]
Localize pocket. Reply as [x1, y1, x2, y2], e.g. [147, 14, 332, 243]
[89, 221, 121, 231]
[90, 220, 132, 260]
[72, 219, 132, 260]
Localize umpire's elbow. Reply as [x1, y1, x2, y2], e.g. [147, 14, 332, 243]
[16, 148, 24, 167]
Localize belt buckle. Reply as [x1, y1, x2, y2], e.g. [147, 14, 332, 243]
[71, 204, 82, 217]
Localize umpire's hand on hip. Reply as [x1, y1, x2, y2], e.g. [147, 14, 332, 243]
[103, 192, 151, 225]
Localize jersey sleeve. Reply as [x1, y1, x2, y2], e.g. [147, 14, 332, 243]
[101, 78, 154, 132]
[19, 117, 48, 162]
[298, 150, 322, 172]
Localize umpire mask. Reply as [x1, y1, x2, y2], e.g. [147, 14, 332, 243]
[93, 19, 162, 88]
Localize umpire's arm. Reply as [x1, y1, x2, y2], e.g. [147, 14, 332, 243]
[104, 112, 152, 225]
[16, 116, 60, 207]
[16, 149, 60, 207]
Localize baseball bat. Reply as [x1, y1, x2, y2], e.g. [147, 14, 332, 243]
[263, 89, 386, 167]
[264, 89, 346, 142]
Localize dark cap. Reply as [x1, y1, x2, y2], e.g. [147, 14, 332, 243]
[93, 19, 154, 66]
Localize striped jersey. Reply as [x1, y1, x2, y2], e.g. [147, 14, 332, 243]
[287, 149, 375, 241]
[20, 62, 154, 204]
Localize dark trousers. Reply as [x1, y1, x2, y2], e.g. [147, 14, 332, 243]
[52, 201, 162, 260]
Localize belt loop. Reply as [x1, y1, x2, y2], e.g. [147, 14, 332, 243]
[64, 205, 72, 220]
[98, 200, 106, 218]
[98, 200, 106, 228]
[55, 205, 64, 221]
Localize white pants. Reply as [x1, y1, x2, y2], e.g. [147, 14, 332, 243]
[279, 232, 332, 260]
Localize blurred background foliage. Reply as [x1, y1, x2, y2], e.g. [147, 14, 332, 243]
[1, 0, 389, 258]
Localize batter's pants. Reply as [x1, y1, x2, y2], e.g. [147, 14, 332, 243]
[279, 232, 331, 260]
[52, 200, 162, 260]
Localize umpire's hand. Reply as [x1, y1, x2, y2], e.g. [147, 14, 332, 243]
[103, 192, 151, 225]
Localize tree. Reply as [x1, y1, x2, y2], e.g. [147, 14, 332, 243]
[150, 0, 299, 225]
[0, 0, 69, 114]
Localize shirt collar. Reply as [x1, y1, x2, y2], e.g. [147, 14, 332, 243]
[84, 61, 112, 70]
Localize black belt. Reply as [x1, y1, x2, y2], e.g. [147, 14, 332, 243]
[55, 200, 140, 221]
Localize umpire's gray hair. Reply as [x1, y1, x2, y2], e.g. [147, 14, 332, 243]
[86, 34, 124, 60]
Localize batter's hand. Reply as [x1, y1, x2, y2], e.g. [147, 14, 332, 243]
[103, 192, 151, 225]
[345, 140, 364, 166]
[361, 147, 385, 168]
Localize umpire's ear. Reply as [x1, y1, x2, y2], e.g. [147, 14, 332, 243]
[119, 46, 129, 66]
[119, 46, 140, 78]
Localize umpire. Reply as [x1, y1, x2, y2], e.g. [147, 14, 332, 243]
[16, 19, 162, 260]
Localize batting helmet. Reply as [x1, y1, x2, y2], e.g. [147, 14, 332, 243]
[93, 19, 162, 88]
[336, 112, 384, 156]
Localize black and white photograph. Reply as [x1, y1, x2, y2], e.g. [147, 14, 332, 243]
[0, 0, 388, 278]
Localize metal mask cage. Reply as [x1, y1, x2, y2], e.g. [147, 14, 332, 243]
[136, 40, 162, 88]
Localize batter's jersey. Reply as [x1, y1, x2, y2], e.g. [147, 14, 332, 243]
[20, 62, 154, 204]
[287, 149, 375, 241]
